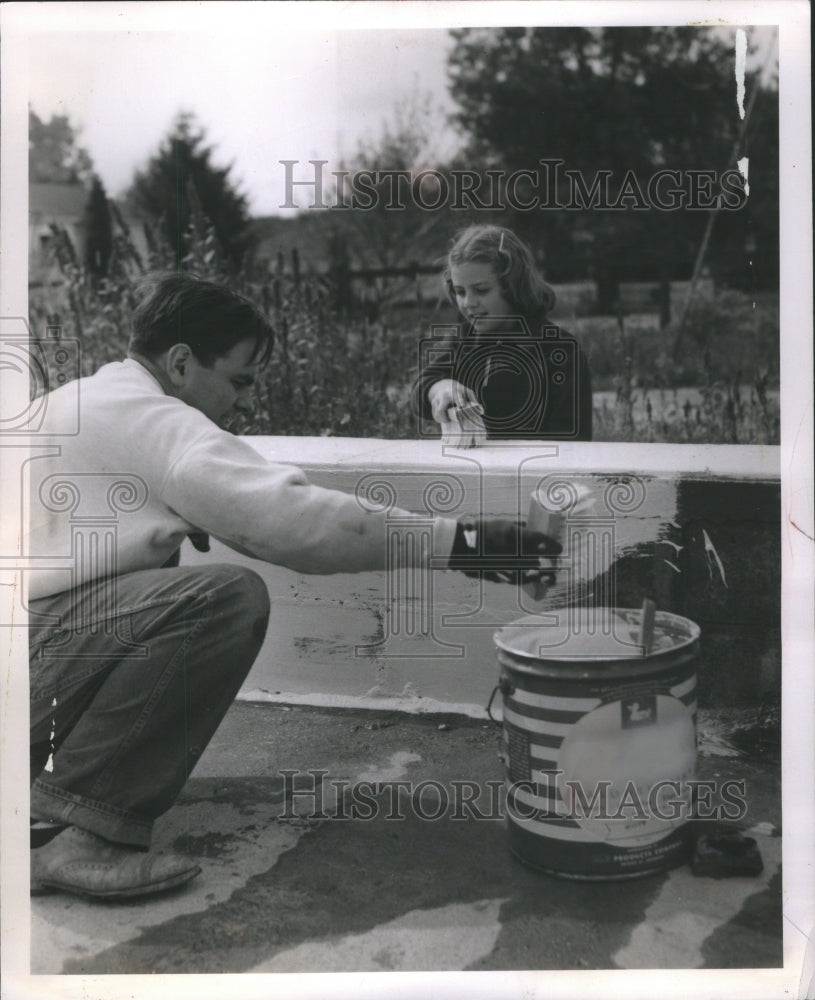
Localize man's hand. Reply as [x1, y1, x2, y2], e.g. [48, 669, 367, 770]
[448, 517, 562, 584]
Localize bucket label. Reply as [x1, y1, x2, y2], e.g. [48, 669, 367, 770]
[620, 694, 657, 729]
[557, 694, 696, 848]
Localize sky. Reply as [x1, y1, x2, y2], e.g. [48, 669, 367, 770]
[28, 21, 458, 216]
[21, 4, 779, 219]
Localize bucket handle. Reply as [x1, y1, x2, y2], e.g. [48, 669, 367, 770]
[485, 677, 514, 723]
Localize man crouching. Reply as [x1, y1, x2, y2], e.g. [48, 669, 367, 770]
[27, 273, 559, 900]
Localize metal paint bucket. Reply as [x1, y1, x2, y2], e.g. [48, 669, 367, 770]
[493, 607, 700, 880]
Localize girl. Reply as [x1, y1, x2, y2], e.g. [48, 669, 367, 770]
[412, 225, 592, 441]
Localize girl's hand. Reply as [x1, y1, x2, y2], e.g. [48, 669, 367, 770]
[441, 405, 487, 448]
[427, 379, 480, 424]
[427, 380, 486, 447]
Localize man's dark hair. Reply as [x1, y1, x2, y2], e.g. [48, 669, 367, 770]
[129, 272, 275, 367]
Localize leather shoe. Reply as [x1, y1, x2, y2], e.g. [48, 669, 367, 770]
[31, 825, 201, 900]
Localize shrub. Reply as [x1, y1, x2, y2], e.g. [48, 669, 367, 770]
[30, 210, 421, 438]
[571, 292, 779, 443]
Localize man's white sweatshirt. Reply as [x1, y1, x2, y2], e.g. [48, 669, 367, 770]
[26, 359, 458, 601]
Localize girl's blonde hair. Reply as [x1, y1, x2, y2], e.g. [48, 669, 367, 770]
[442, 225, 556, 316]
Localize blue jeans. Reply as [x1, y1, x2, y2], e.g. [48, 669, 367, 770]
[29, 564, 271, 847]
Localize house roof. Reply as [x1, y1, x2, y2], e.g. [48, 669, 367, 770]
[29, 183, 88, 219]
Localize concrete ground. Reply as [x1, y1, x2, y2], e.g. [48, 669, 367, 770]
[31, 702, 782, 975]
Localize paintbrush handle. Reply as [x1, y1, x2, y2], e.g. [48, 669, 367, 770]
[640, 598, 656, 654]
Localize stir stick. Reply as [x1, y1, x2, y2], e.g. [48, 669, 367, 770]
[639, 598, 656, 655]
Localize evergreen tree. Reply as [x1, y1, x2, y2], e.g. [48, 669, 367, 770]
[126, 112, 252, 268]
[82, 175, 113, 281]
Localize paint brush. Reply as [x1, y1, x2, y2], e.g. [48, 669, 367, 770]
[639, 598, 656, 655]
[523, 495, 564, 602]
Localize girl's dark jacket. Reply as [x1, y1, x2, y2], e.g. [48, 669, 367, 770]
[411, 312, 593, 441]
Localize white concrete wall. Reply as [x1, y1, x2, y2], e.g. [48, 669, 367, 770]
[181, 438, 779, 717]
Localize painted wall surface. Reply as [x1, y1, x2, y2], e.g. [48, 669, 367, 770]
[181, 438, 780, 715]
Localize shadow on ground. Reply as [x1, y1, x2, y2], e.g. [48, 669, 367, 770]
[34, 703, 782, 975]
